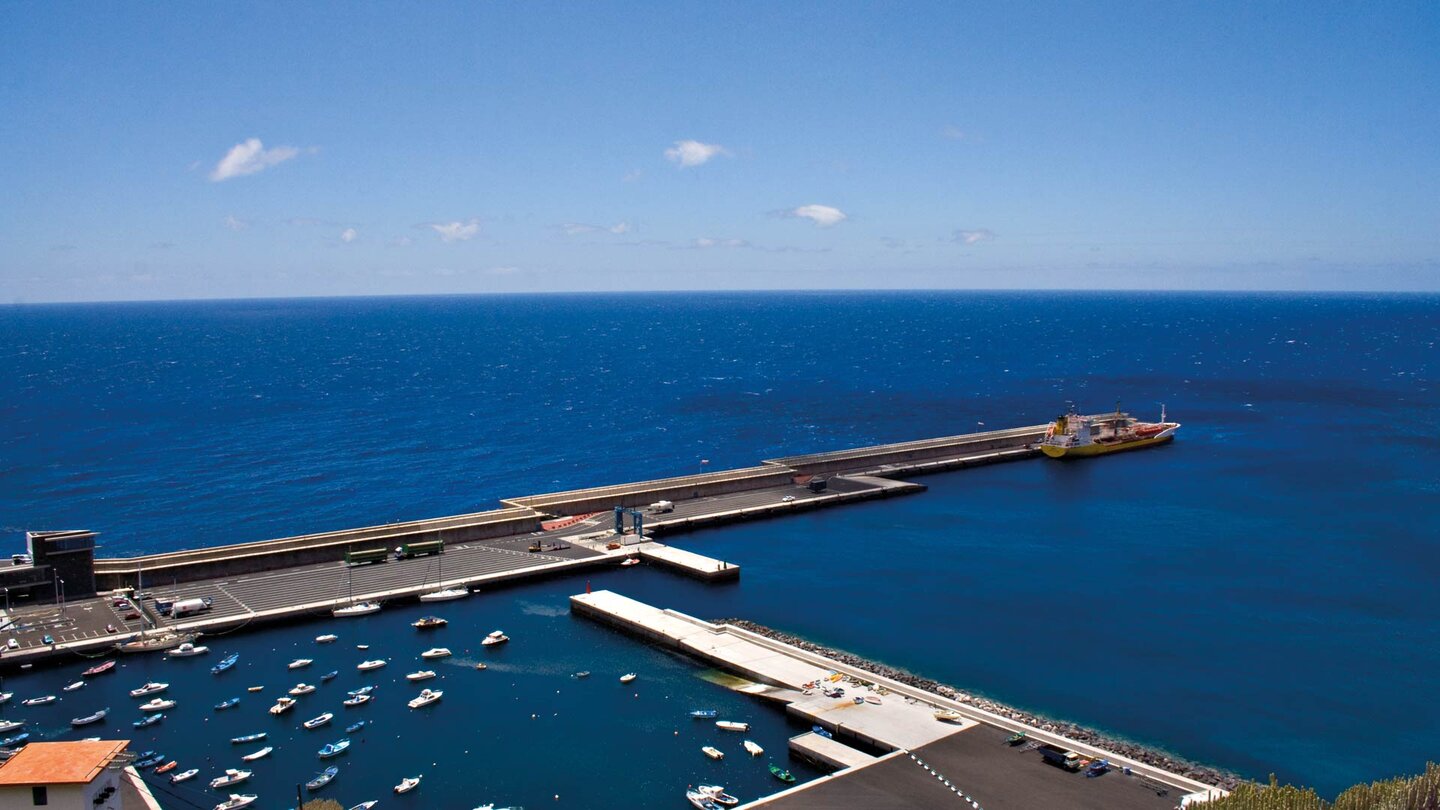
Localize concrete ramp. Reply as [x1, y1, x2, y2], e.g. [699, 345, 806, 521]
[637, 542, 739, 581]
[789, 731, 877, 770]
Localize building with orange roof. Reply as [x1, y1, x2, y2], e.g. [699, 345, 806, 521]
[0, 740, 160, 810]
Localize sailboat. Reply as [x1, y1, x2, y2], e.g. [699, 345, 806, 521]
[418, 550, 468, 602]
[332, 565, 381, 618]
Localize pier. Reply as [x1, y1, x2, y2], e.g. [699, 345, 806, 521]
[635, 542, 739, 581]
[571, 589, 1225, 810]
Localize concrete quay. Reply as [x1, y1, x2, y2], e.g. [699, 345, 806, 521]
[636, 542, 739, 581]
[570, 590, 1225, 810]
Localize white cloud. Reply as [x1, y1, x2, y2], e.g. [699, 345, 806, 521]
[609, 222, 631, 235]
[664, 140, 730, 168]
[942, 125, 967, 141]
[692, 237, 750, 249]
[790, 204, 847, 228]
[429, 219, 481, 242]
[222, 214, 249, 231]
[340, 228, 358, 243]
[209, 138, 301, 182]
[487, 266, 520, 275]
[561, 221, 632, 236]
[394, 236, 414, 246]
[954, 228, 996, 245]
[622, 169, 644, 183]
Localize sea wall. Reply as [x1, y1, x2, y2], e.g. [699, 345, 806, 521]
[763, 425, 1048, 476]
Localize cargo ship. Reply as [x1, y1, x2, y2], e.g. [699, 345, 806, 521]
[1040, 405, 1179, 459]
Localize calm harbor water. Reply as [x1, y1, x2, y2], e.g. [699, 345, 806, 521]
[2, 291, 1438, 800]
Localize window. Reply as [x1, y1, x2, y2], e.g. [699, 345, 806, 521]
[31, 785, 47, 805]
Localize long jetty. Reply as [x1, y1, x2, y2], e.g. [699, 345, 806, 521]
[3, 422, 1048, 665]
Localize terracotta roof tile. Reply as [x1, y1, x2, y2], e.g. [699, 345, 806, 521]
[0, 740, 128, 785]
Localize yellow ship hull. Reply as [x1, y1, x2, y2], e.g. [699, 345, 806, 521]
[1040, 433, 1174, 459]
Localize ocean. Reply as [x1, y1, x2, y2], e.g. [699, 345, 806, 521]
[1, 291, 1437, 802]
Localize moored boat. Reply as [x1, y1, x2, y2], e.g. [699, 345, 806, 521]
[213, 795, 257, 810]
[698, 785, 740, 806]
[347, 803, 378, 810]
[211, 653, 240, 674]
[63, 681, 84, 692]
[344, 720, 366, 733]
[21, 696, 56, 707]
[303, 712, 334, 729]
[346, 686, 376, 697]
[420, 647, 451, 659]
[394, 775, 421, 793]
[743, 740, 764, 756]
[0, 732, 30, 747]
[214, 697, 241, 710]
[289, 683, 316, 696]
[133, 713, 163, 728]
[321, 670, 338, 682]
[768, 763, 796, 783]
[481, 630, 509, 647]
[619, 673, 637, 684]
[139, 698, 175, 712]
[333, 601, 381, 618]
[229, 732, 266, 744]
[288, 658, 313, 670]
[209, 769, 252, 789]
[715, 720, 748, 732]
[356, 659, 387, 672]
[268, 697, 296, 716]
[83, 660, 117, 676]
[701, 746, 724, 760]
[166, 642, 209, 657]
[129, 682, 168, 698]
[71, 708, 108, 726]
[135, 753, 165, 768]
[240, 746, 272, 762]
[171, 768, 199, 783]
[306, 765, 339, 790]
[406, 670, 436, 682]
[342, 694, 372, 707]
[412, 616, 447, 629]
[246, 686, 264, 693]
[689, 709, 717, 719]
[316, 634, 339, 643]
[418, 587, 468, 603]
[0, 721, 24, 734]
[407, 689, 442, 709]
[1040, 404, 1180, 459]
[686, 789, 722, 810]
[318, 738, 351, 758]
[155, 760, 177, 774]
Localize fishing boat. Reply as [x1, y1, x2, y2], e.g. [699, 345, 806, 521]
[0, 733, 30, 747]
[619, 673, 637, 684]
[481, 630, 509, 647]
[166, 642, 209, 657]
[342, 694, 372, 707]
[698, 785, 740, 806]
[268, 697, 296, 716]
[420, 647, 451, 659]
[209, 769, 252, 789]
[321, 670, 338, 682]
[743, 740, 764, 756]
[701, 746, 724, 760]
[394, 776, 421, 793]
[316, 634, 339, 643]
[171, 768, 199, 783]
[229, 732, 266, 744]
[139, 698, 175, 712]
[129, 682, 169, 698]
[407, 689, 442, 709]
[62, 681, 84, 692]
[307, 765, 339, 790]
[0, 721, 24, 734]
[715, 720, 749, 732]
[768, 763, 796, 783]
[318, 738, 351, 758]
[155, 761, 178, 774]
[344, 720, 366, 733]
[21, 696, 55, 707]
[333, 601, 381, 618]
[213, 795, 257, 810]
[686, 789, 722, 810]
[933, 709, 963, 723]
[346, 686, 376, 697]
[135, 753, 165, 769]
[1040, 404, 1180, 459]
[689, 709, 718, 719]
[412, 616, 447, 629]
[406, 670, 436, 682]
[356, 659, 387, 672]
[132, 713, 163, 728]
[303, 712, 334, 729]
[211, 653, 240, 674]
[289, 683, 316, 696]
[1005, 731, 1028, 746]
[288, 658, 313, 670]
[214, 697, 241, 710]
[82, 660, 116, 676]
[240, 746, 272, 762]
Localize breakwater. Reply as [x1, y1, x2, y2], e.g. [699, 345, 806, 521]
[717, 618, 1243, 791]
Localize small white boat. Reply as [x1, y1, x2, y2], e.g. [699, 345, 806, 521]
[0, 720, 25, 733]
[166, 643, 209, 657]
[701, 745, 724, 760]
[406, 670, 436, 682]
[139, 698, 176, 712]
[342, 694, 372, 707]
[481, 630, 509, 647]
[420, 647, 451, 660]
[269, 697, 297, 715]
[418, 587, 468, 603]
[356, 644, 370, 650]
[394, 775, 421, 793]
[289, 683, 316, 696]
[933, 709, 963, 723]
[743, 740, 764, 756]
[209, 768, 252, 789]
[715, 720, 749, 732]
[289, 658, 313, 670]
[620, 557, 640, 567]
[407, 689, 443, 709]
[315, 634, 338, 644]
[240, 746, 272, 762]
[333, 602, 381, 618]
[699, 785, 740, 806]
[0, 692, 12, 704]
[348, 803, 378, 810]
[21, 696, 56, 706]
[214, 794, 257, 810]
[619, 673, 637, 684]
[303, 712, 334, 729]
[356, 659, 387, 672]
[171, 768, 199, 783]
[129, 682, 169, 698]
[687, 789, 722, 810]
[63, 681, 85, 692]
[864, 695, 882, 705]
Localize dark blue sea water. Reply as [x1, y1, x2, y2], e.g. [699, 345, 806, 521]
[1, 292, 1438, 802]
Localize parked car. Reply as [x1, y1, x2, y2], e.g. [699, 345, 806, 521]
[42, 635, 54, 645]
[105, 624, 117, 634]
[5, 638, 18, 650]
[122, 610, 141, 620]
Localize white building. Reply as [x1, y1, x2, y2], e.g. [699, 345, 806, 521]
[0, 741, 160, 810]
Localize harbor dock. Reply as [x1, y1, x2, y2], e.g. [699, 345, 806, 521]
[571, 589, 1226, 810]
[635, 542, 739, 581]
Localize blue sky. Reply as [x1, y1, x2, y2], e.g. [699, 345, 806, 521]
[2, 1, 1437, 301]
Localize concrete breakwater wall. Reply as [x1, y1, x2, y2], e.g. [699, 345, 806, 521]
[764, 424, 1048, 477]
[718, 618, 1242, 792]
